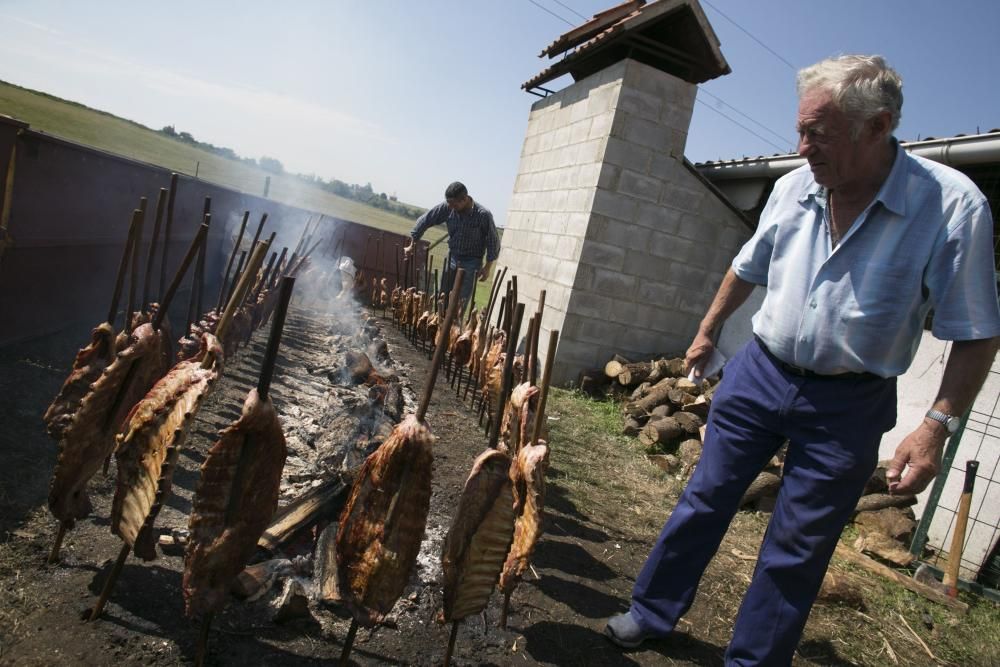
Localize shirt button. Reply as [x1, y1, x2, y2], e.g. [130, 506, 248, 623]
[809, 300, 817, 309]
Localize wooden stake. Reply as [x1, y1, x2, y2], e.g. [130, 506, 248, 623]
[47, 519, 70, 564]
[195, 611, 214, 667]
[214, 240, 268, 348]
[500, 590, 512, 630]
[87, 543, 130, 621]
[444, 620, 459, 666]
[217, 210, 249, 310]
[193, 213, 210, 319]
[257, 278, 295, 400]
[339, 618, 359, 667]
[226, 251, 247, 306]
[249, 213, 268, 254]
[125, 208, 144, 332]
[488, 303, 525, 449]
[152, 224, 209, 332]
[142, 188, 167, 310]
[158, 173, 178, 301]
[531, 329, 559, 446]
[107, 212, 140, 327]
[417, 269, 465, 422]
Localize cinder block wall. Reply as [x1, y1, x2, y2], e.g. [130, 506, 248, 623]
[500, 59, 751, 384]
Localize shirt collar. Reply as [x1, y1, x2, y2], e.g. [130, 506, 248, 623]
[798, 139, 907, 216]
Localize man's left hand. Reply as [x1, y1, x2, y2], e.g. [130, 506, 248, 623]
[886, 421, 947, 495]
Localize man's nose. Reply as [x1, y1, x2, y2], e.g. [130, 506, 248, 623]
[798, 135, 814, 157]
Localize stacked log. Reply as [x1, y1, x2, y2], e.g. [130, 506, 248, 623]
[593, 353, 718, 481]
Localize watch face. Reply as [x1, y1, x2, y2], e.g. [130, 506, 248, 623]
[946, 417, 960, 434]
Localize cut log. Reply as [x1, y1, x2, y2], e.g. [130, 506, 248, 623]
[578, 368, 610, 396]
[649, 404, 673, 419]
[853, 533, 914, 568]
[639, 417, 683, 448]
[616, 361, 660, 387]
[674, 377, 700, 393]
[863, 467, 889, 495]
[672, 411, 703, 436]
[833, 544, 967, 613]
[740, 471, 781, 507]
[853, 507, 917, 543]
[258, 477, 349, 551]
[681, 395, 710, 420]
[818, 569, 867, 609]
[622, 416, 644, 436]
[677, 439, 702, 473]
[623, 377, 676, 417]
[855, 493, 917, 514]
[603, 355, 630, 379]
[343, 350, 374, 384]
[665, 357, 686, 377]
[647, 454, 680, 473]
[667, 387, 696, 407]
[630, 382, 653, 401]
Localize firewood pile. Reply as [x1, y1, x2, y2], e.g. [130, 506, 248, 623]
[583, 354, 718, 480]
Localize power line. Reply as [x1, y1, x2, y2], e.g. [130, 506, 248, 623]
[700, 0, 796, 70]
[549, 0, 589, 21]
[695, 97, 789, 153]
[526, 0, 575, 26]
[696, 87, 792, 148]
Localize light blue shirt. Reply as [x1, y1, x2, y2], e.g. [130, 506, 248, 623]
[732, 141, 1000, 377]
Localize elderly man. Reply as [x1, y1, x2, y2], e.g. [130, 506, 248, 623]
[405, 181, 500, 305]
[604, 55, 1000, 664]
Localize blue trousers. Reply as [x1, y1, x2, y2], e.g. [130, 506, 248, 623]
[630, 339, 896, 665]
[441, 255, 480, 306]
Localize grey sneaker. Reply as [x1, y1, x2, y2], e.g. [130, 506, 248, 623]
[603, 611, 667, 649]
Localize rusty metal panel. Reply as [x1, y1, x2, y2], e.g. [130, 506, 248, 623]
[0, 124, 422, 346]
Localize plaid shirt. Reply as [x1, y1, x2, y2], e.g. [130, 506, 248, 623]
[410, 200, 500, 262]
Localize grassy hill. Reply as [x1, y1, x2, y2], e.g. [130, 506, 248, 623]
[0, 79, 442, 241]
[0, 80, 503, 302]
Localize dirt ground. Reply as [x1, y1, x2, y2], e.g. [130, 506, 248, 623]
[0, 306, 996, 666]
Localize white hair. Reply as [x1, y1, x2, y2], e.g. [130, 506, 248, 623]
[797, 55, 903, 140]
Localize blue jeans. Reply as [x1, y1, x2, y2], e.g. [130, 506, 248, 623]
[442, 255, 480, 306]
[630, 338, 896, 665]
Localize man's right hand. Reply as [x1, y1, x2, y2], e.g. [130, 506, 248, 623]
[403, 241, 415, 259]
[685, 330, 715, 379]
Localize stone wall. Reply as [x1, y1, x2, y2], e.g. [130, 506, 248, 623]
[499, 59, 752, 384]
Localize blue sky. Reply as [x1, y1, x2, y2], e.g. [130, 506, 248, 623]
[1, 0, 998, 226]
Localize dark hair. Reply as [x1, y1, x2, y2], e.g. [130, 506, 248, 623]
[445, 182, 468, 200]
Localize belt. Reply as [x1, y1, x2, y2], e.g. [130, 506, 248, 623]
[754, 336, 880, 381]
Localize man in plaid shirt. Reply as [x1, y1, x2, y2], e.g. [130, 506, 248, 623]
[405, 182, 500, 304]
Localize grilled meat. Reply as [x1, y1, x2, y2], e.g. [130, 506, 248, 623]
[324, 415, 435, 627]
[111, 333, 222, 560]
[183, 388, 287, 616]
[499, 440, 549, 596]
[43, 323, 117, 441]
[441, 449, 516, 622]
[48, 323, 169, 525]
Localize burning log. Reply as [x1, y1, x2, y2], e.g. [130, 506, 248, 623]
[342, 350, 374, 385]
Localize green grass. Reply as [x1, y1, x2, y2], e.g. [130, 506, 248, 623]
[0, 79, 448, 251]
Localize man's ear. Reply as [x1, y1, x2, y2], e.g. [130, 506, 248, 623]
[867, 110, 893, 142]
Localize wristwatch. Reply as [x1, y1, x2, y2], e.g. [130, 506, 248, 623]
[925, 409, 961, 434]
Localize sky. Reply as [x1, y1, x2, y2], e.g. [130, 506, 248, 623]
[1, 0, 998, 226]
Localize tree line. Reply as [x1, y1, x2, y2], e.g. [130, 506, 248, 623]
[159, 125, 424, 220]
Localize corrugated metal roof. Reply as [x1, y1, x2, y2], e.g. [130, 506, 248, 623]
[695, 129, 1000, 180]
[523, 0, 729, 94]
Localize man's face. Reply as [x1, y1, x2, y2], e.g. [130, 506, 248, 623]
[796, 88, 876, 191]
[446, 195, 471, 212]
